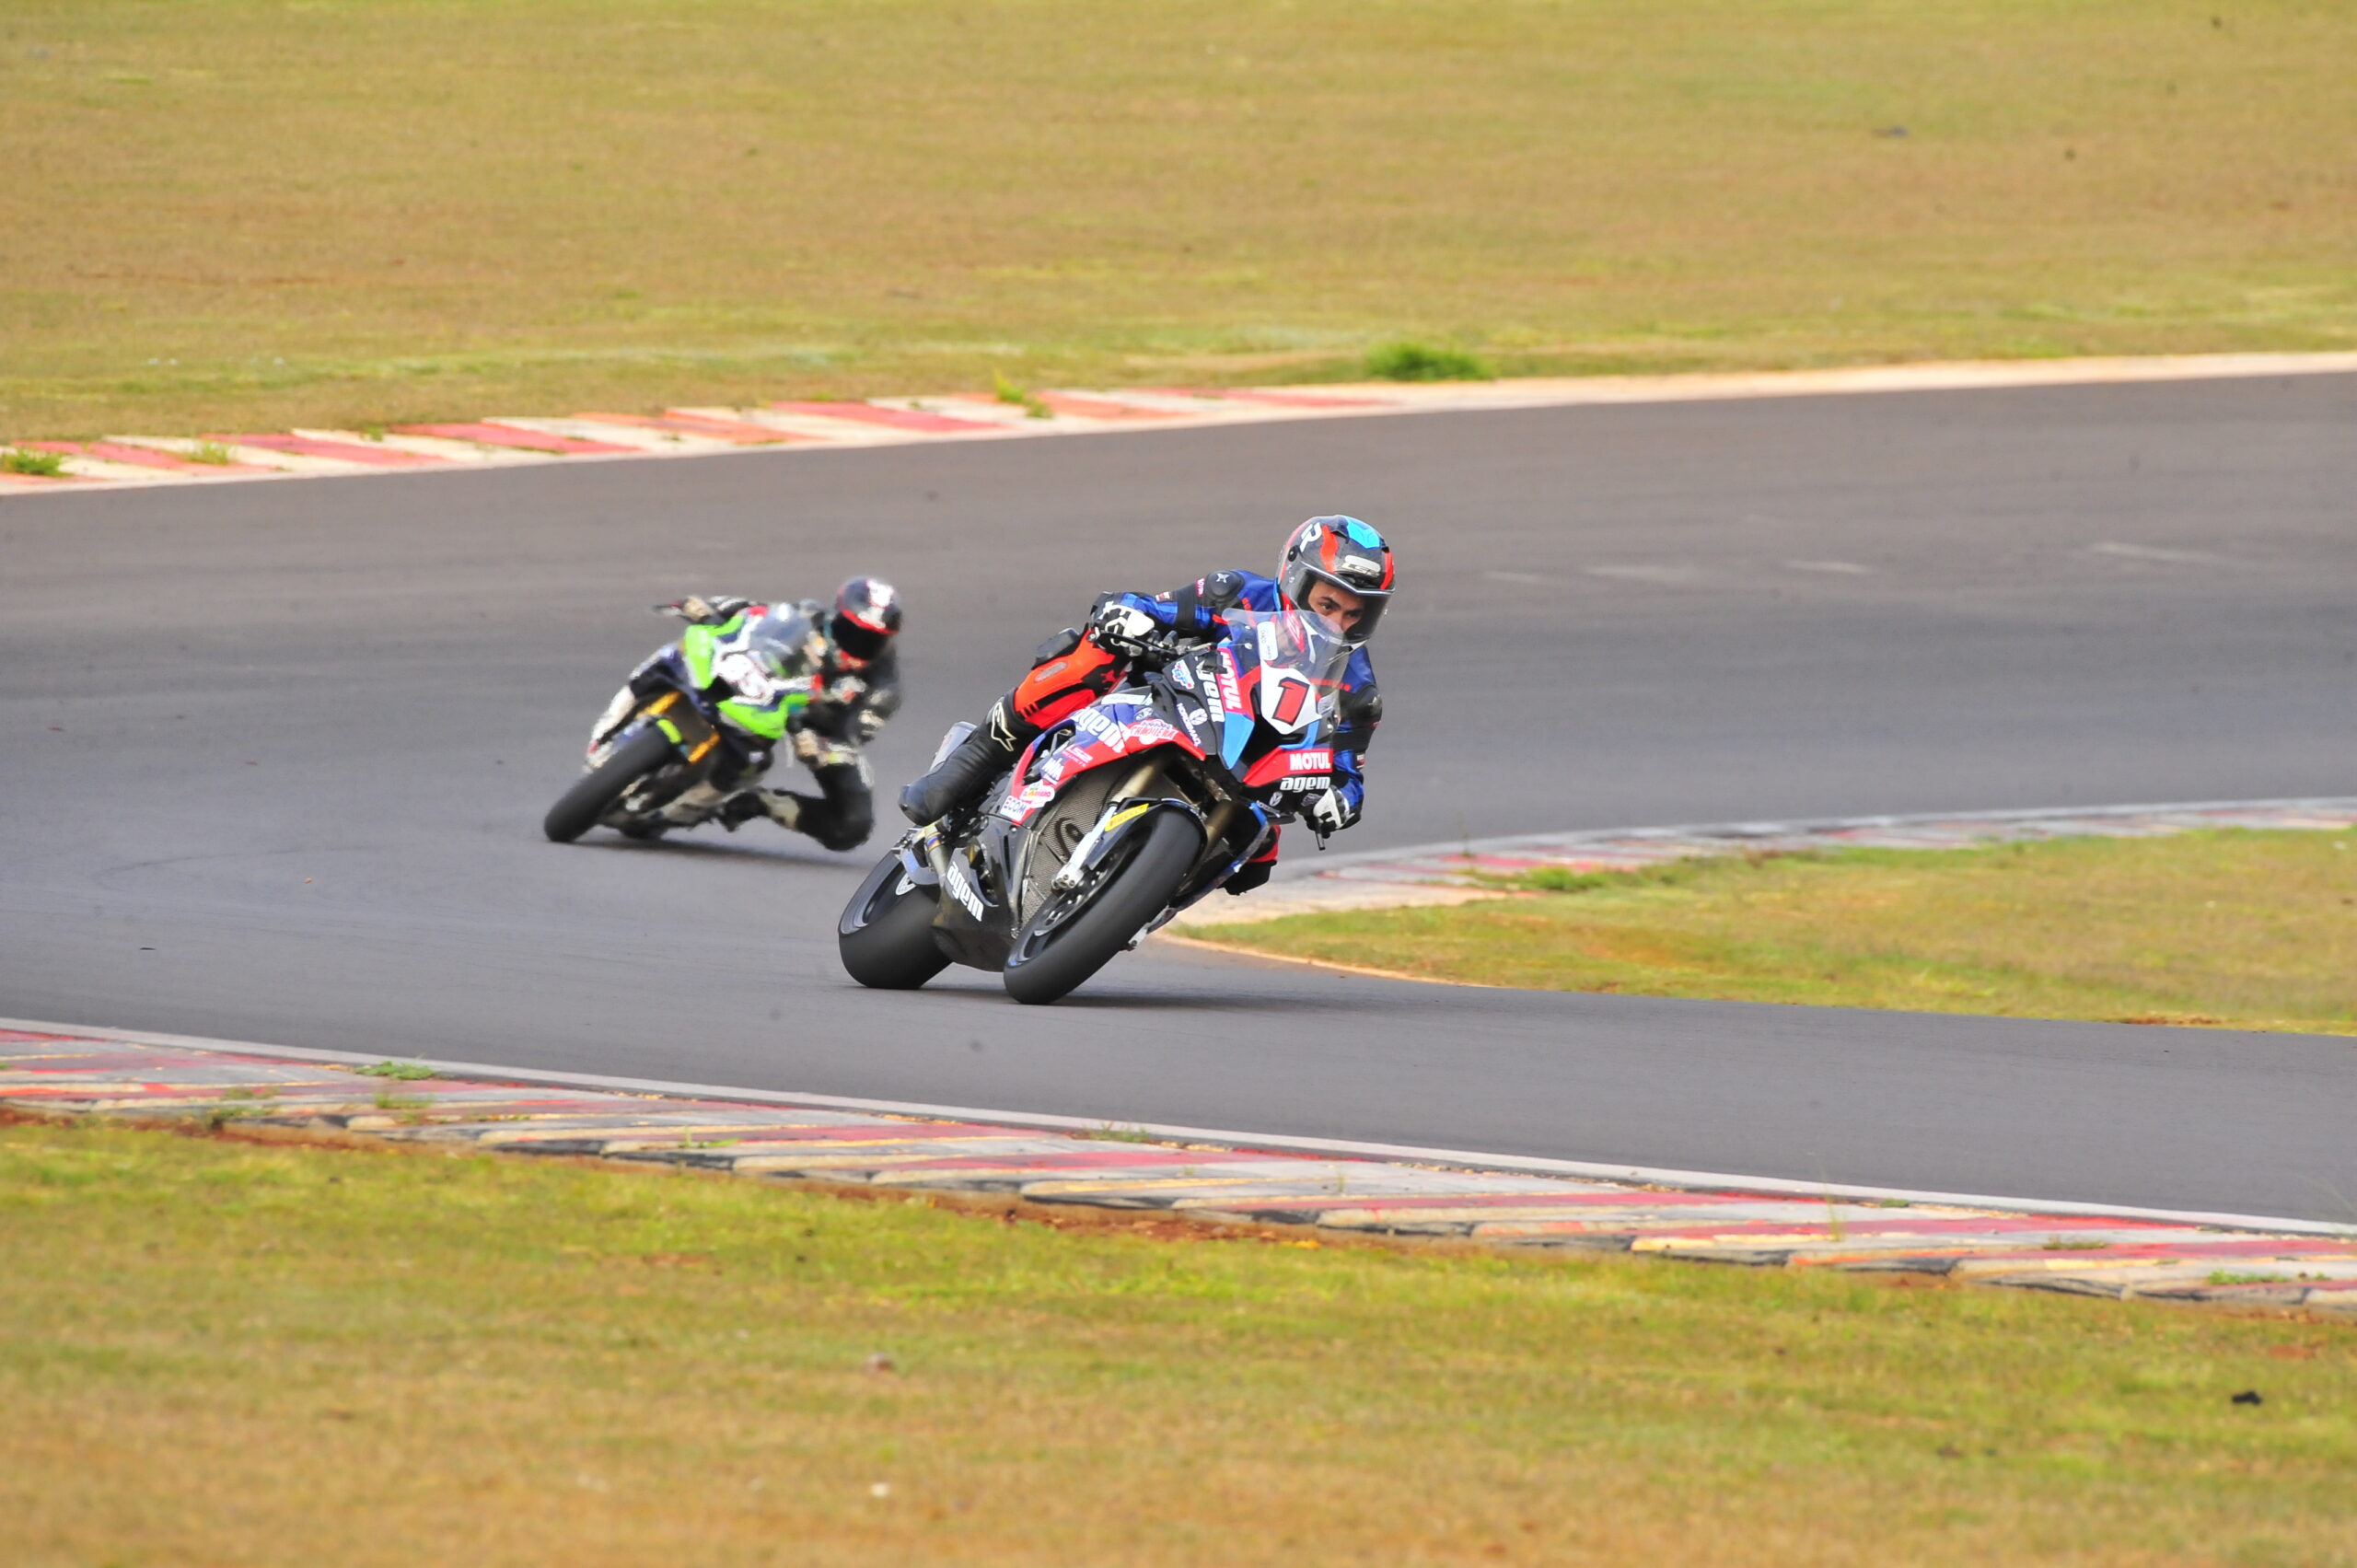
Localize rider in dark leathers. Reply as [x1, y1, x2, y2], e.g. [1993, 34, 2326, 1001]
[665, 577, 903, 852]
[899, 517, 1392, 894]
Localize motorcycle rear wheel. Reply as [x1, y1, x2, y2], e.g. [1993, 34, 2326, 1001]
[1003, 808, 1203, 1005]
[839, 851, 951, 990]
[542, 726, 676, 842]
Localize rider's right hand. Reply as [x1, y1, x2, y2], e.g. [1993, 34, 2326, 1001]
[1087, 601, 1159, 656]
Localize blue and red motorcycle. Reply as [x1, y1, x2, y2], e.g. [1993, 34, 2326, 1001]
[838, 607, 1353, 1004]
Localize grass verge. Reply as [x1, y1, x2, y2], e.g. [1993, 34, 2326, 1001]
[1187, 829, 2357, 1034]
[6, 0, 2356, 437]
[4, 1114, 2352, 1566]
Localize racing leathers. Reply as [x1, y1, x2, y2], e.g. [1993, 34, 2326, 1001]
[897, 570, 1379, 891]
[603, 594, 900, 852]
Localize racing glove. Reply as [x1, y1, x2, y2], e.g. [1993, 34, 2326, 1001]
[1305, 787, 1359, 836]
[656, 595, 750, 625]
[1087, 600, 1159, 657]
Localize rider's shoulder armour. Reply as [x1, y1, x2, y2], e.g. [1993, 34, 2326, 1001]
[1200, 569, 1250, 609]
[1165, 569, 1253, 632]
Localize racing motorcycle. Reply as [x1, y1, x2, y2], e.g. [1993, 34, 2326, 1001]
[542, 603, 823, 842]
[837, 607, 1353, 1005]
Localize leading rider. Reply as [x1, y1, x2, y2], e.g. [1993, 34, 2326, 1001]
[899, 515, 1392, 893]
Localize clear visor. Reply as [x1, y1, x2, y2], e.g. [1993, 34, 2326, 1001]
[1294, 567, 1389, 644]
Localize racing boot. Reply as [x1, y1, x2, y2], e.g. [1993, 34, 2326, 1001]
[898, 699, 1025, 825]
[720, 789, 801, 832]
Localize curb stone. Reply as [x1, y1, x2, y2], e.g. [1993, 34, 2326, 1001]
[9, 352, 2357, 497]
[6, 1027, 2351, 1317]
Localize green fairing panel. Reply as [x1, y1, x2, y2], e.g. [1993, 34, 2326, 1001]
[679, 621, 732, 688]
[681, 610, 810, 739]
[719, 692, 805, 741]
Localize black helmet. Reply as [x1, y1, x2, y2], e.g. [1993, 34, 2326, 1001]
[829, 576, 901, 663]
[1277, 516, 1394, 644]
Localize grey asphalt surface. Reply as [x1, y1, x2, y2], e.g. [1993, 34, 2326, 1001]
[5, 374, 2354, 1221]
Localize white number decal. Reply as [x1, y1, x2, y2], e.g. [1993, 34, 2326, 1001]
[713, 650, 778, 704]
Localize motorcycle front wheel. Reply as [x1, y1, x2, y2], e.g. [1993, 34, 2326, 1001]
[1002, 808, 1204, 1005]
[541, 726, 677, 842]
[838, 851, 951, 990]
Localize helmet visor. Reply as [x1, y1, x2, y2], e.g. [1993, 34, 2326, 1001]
[1290, 566, 1389, 643]
[830, 612, 893, 663]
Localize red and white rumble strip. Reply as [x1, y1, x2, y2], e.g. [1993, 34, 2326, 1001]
[8, 352, 2357, 497]
[4, 1021, 2352, 1312]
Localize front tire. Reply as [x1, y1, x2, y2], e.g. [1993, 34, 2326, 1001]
[838, 852, 951, 990]
[542, 726, 677, 842]
[1003, 808, 1203, 1005]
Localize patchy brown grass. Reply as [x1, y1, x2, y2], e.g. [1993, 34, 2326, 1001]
[5, 1114, 2356, 1566]
[6, 0, 2355, 437]
[1190, 830, 2357, 1034]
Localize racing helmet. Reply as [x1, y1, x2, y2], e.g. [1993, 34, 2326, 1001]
[1277, 516, 1394, 644]
[829, 576, 902, 663]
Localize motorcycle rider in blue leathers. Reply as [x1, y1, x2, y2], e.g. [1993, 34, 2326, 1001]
[898, 516, 1392, 894]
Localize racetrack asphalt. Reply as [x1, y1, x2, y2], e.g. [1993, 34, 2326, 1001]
[6, 373, 2354, 1220]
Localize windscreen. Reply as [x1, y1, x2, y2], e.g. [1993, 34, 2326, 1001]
[743, 607, 822, 680]
[1226, 607, 1352, 737]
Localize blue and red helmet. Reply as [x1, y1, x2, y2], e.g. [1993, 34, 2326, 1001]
[1278, 516, 1394, 644]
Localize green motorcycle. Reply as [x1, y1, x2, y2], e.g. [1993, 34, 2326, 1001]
[542, 602, 824, 843]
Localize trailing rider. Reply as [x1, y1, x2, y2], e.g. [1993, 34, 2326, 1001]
[654, 576, 904, 852]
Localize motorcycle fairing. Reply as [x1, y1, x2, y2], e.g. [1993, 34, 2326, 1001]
[679, 610, 819, 742]
[1214, 645, 1253, 771]
[996, 692, 1199, 830]
[893, 604, 1360, 989]
[638, 689, 722, 765]
[1238, 743, 1333, 791]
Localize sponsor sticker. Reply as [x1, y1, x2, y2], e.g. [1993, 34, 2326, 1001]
[944, 859, 987, 919]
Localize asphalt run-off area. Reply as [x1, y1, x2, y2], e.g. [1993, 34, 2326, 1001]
[5, 368, 2354, 1224]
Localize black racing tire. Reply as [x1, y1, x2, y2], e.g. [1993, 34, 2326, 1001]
[838, 851, 951, 990]
[542, 726, 678, 843]
[1003, 808, 1203, 1005]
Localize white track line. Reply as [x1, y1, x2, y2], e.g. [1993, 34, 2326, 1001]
[7, 1016, 2348, 1238]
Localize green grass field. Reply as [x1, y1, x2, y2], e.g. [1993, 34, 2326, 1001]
[6, 0, 2355, 437]
[5, 1115, 2352, 1567]
[1187, 830, 2357, 1034]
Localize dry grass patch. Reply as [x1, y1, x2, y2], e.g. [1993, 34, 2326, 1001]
[6, 0, 2356, 436]
[1190, 829, 2357, 1033]
[4, 1117, 2355, 1566]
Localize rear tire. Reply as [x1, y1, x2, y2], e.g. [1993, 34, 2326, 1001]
[838, 852, 951, 990]
[542, 726, 677, 843]
[1003, 808, 1203, 1005]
